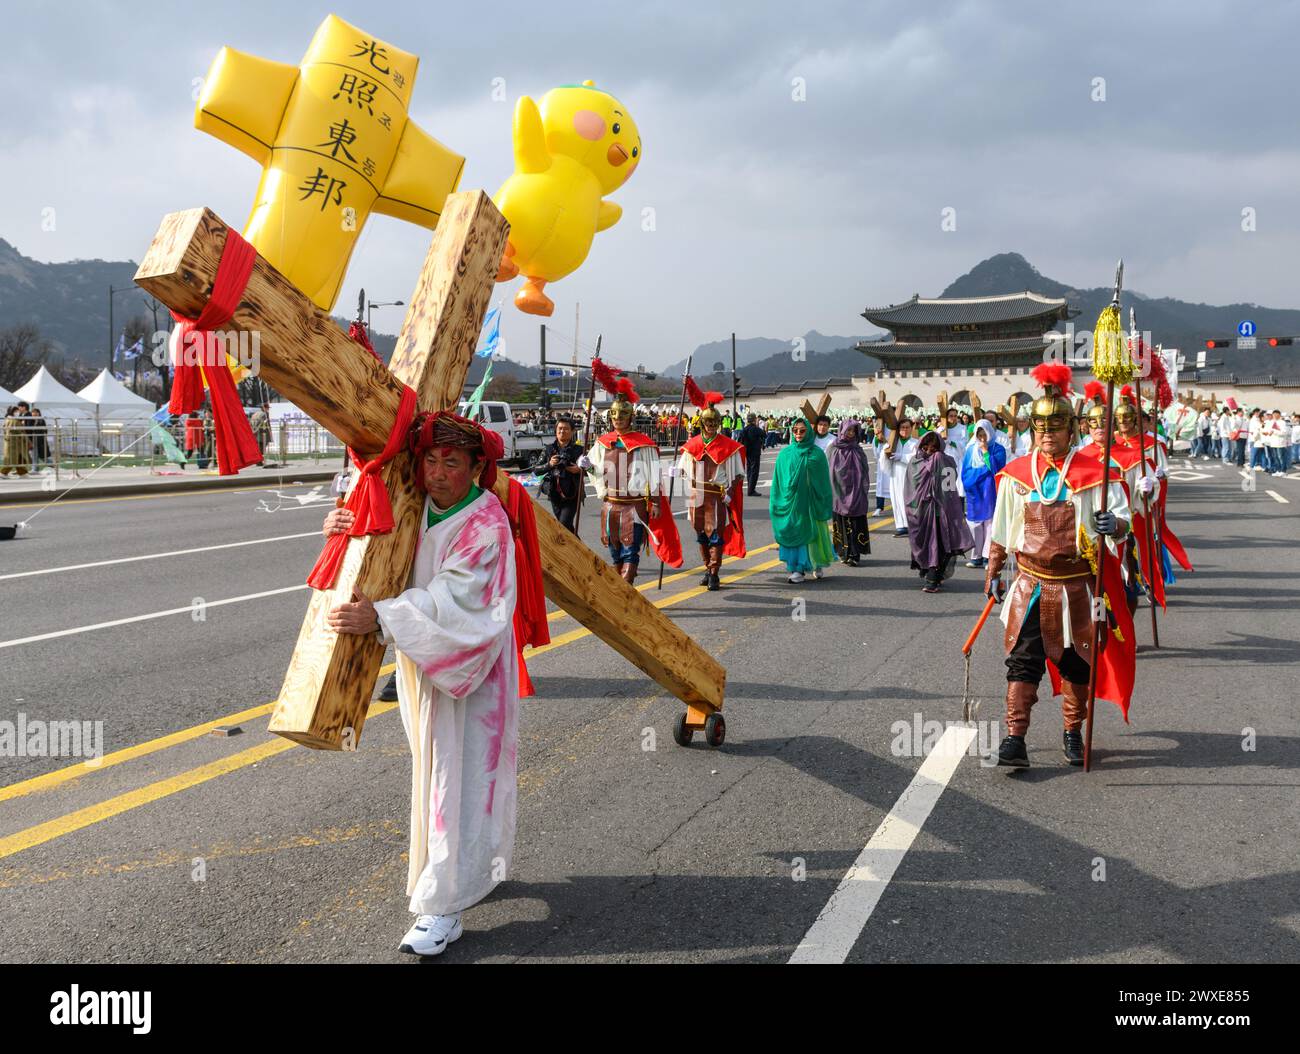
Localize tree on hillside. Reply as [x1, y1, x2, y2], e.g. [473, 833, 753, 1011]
[0, 323, 53, 390]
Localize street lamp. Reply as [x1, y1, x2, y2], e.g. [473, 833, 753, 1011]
[367, 299, 405, 331]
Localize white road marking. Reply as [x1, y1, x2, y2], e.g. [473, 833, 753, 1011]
[0, 585, 309, 650]
[253, 500, 336, 514]
[1266, 490, 1289, 504]
[0, 532, 322, 582]
[789, 723, 978, 965]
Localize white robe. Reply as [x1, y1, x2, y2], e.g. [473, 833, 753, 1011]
[586, 437, 661, 500]
[873, 436, 892, 501]
[374, 490, 519, 918]
[886, 437, 919, 529]
[945, 425, 968, 461]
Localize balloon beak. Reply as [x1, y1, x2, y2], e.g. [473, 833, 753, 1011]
[607, 142, 629, 167]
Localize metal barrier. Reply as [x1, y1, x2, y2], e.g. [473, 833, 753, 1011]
[0, 417, 349, 479]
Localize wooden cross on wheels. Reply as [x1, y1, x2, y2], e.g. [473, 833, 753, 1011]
[135, 192, 725, 749]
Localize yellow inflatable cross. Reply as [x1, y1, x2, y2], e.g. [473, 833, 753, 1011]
[196, 13, 464, 311]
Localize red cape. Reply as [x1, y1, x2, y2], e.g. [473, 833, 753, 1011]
[681, 433, 743, 464]
[1106, 439, 1144, 472]
[597, 430, 657, 452]
[1046, 551, 1136, 722]
[647, 494, 683, 567]
[998, 450, 1107, 493]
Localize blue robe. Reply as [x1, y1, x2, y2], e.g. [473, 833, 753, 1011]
[960, 432, 1006, 522]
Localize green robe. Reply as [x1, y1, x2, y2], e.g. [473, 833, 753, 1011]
[770, 431, 833, 553]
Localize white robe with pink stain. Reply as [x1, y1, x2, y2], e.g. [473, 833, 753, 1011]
[373, 490, 519, 918]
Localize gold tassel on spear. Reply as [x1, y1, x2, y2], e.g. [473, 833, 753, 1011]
[1084, 261, 1136, 772]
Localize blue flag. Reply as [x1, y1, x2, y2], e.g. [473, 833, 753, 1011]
[475, 306, 501, 358]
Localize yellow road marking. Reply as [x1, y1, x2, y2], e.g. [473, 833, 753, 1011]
[0, 702, 400, 861]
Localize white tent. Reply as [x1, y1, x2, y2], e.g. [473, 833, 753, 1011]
[12, 365, 96, 420]
[78, 369, 157, 421]
[0, 384, 16, 409]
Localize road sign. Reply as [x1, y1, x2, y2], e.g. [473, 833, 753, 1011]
[546, 367, 564, 377]
[547, 387, 561, 395]
[1238, 336, 1257, 350]
[1238, 320, 1256, 337]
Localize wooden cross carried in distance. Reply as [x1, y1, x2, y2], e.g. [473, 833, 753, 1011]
[799, 393, 832, 427]
[135, 192, 725, 749]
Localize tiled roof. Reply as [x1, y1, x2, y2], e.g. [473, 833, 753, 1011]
[855, 335, 1051, 360]
[862, 292, 1069, 327]
[737, 378, 857, 397]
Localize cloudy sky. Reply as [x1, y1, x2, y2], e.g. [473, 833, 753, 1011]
[5, 0, 1298, 369]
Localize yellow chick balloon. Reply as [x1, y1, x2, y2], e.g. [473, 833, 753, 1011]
[493, 81, 640, 316]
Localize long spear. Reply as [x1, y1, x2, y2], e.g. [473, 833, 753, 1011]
[1084, 260, 1128, 772]
[1129, 308, 1161, 649]
[574, 335, 601, 532]
[658, 353, 693, 590]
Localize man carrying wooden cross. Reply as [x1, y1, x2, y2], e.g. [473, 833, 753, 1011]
[324, 410, 543, 957]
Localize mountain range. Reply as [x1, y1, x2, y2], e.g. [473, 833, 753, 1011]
[2, 236, 1296, 385]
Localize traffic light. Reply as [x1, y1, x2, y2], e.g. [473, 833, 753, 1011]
[1205, 339, 1231, 349]
[1267, 337, 1294, 347]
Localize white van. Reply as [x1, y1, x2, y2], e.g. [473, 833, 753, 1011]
[456, 400, 547, 467]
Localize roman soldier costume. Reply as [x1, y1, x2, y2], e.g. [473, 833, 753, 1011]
[986, 363, 1136, 768]
[582, 362, 681, 585]
[677, 384, 746, 590]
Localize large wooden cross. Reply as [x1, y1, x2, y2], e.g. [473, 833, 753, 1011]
[135, 192, 724, 749]
[799, 393, 831, 427]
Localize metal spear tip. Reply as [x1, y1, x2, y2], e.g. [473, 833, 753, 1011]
[1111, 259, 1124, 306]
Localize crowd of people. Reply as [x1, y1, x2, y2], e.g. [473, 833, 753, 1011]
[310, 364, 1227, 957]
[1191, 406, 1300, 475]
[0, 402, 50, 476]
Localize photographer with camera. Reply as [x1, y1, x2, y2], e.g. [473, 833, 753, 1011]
[533, 416, 585, 533]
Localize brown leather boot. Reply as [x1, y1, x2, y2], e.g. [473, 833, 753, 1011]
[1060, 681, 1088, 765]
[698, 544, 712, 586]
[707, 544, 723, 590]
[1005, 680, 1037, 737]
[996, 681, 1038, 767]
[1060, 681, 1088, 733]
[622, 562, 638, 586]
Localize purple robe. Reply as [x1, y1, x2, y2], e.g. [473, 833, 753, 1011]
[904, 449, 974, 574]
[829, 420, 873, 517]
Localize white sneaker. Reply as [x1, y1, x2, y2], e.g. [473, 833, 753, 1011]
[788, 572, 805, 583]
[399, 912, 463, 956]
[813, 568, 824, 579]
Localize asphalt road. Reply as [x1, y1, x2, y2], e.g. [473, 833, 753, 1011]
[1, 453, 1297, 964]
